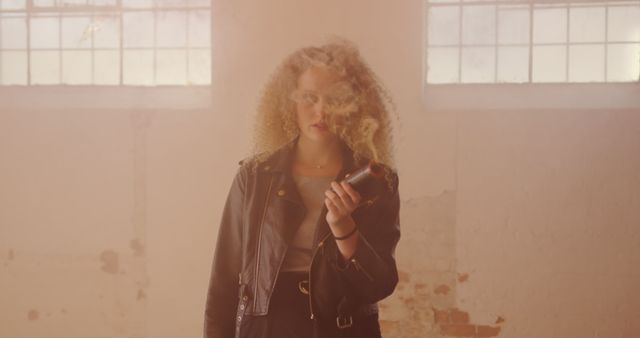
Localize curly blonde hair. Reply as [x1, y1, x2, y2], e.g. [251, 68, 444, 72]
[250, 38, 397, 174]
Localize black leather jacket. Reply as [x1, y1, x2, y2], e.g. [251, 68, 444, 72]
[204, 138, 401, 338]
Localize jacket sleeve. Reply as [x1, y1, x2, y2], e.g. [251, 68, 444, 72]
[333, 171, 401, 304]
[204, 166, 246, 338]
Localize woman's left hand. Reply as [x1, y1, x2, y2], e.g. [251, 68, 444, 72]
[325, 181, 362, 230]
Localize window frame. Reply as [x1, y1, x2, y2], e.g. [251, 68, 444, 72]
[422, 0, 640, 111]
[0, 0, 212, 111]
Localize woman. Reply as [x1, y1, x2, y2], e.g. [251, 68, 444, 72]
[204, 39, 400, 338]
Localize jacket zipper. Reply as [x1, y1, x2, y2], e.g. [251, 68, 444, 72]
[253, 176, 274, 312]
[267, 237, 291, 312]
[350, 257, 374, 282]
[307, 232, 331, 320]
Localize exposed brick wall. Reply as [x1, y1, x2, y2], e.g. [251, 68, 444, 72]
[379, 191, 506, 338]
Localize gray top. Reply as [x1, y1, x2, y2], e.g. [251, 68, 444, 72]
[281, 174, 334, 272]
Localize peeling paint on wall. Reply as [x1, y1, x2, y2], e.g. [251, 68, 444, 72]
[380, 191, 459, 337]
[137, 289, 147, 301]
[100, 250, 119, 274]
[398, 270, 411, 283]
[450, 308, 470, 323]
[415, 283, 428, 291]
[379, 320, 400, 332]
[130, 238, 145, 257]
[435, 284, 451, 295]
[381, 191, 506, 337]
[434, 307, 503, 337]
[27, 309, 39, 321]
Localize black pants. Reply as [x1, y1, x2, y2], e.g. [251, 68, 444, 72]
[239, 271, 381, 338]
[239, 271, 315, 338]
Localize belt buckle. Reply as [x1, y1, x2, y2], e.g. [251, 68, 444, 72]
[336, 315, 353, 329]
[298, 280, 309, 295]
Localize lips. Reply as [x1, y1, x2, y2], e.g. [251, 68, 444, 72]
[312, 123, 328, 129]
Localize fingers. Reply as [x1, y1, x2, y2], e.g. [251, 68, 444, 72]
[340, 181, 361, 203]
[324, 197, 340, 217]
[325, 189, 350, 215]
[325, 181, 361, 214]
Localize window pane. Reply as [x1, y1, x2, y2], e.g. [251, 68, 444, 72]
[1, 17, 28, 49]
[1, 0, 26, 10]
[92, 0, 118, 6]
[123, 49, 154, 85]
[532, 45, 566, 82]
[123, 11, 154, 47]
[1, 51, 28, 84]
[157, 11, 187, 47]
[497, 46, 528, 83]
[533, 7, 567, 44]
[122, 0, 154, 8]
[188, 49, 209, 84]
[93, 16, 120, 48]
[157, 0, 187, 7]
[428, 6, 460, 46]
[497, 5, 529, 45]
[94, 50, 120, 84]
[189, 10, 210, 48]
[607, 43, 640, 82]
[60, 0, 89, 5]
[462, 5, 495, 45]
[461, 47, 494, 83]
[427, 47, 459, 83]
[31, 51, 60, 84]
[62, 50, 92, 84]
[33, 0, 56, 7]
[568, 44, 604, 82]
[569, 6, 605, 43]
[31, 17, 60, 49]
[62, 16, 93, 49]
[189, 0, 210, 7]
[608, 5, 640, 42]
[156, 49, 186, 84]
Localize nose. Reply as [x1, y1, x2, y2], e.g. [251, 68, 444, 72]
[312, 98, 326, 118]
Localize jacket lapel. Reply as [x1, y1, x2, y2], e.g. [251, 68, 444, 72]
[260, 138, 306, 245]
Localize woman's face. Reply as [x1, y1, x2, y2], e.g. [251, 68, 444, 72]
[292, 66, 344, 144]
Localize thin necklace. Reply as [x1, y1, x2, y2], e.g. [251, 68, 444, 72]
[296, 146, 340, 169]
[301, 160, 328, 169]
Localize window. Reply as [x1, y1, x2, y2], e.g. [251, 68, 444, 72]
[0, 0, 211, 86]
[425, 0, 640, 84]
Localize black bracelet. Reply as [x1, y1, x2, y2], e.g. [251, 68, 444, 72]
[334, 226, 358, 241]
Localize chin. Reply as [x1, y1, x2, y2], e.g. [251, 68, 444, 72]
[302, 131, 338, 143]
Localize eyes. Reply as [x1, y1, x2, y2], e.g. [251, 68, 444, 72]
[297, 91, 321, 105]
[290, 89, 358, 109]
